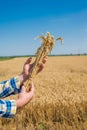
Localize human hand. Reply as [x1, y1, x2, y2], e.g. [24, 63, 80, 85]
[16, 83, 34, 108]
[19, 56, 47, 85]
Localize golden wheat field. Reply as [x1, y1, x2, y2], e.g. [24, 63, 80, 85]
[0, 56, 87, 130]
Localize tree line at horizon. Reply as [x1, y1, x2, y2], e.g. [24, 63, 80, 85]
[0, 53, 87, 61]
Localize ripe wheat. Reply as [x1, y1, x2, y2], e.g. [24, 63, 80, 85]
[25, 32, 63, 91]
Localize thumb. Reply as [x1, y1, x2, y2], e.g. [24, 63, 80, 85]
[21, 85, 26, 93]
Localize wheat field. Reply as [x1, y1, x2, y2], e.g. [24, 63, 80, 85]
[0, 56, 87, 130]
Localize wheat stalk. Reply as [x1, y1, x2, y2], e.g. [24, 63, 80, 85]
[25, 32, 63, 91]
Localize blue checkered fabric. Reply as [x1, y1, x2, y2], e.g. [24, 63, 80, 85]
[0, 99, 16, 118]
[0, 76, 21, 118]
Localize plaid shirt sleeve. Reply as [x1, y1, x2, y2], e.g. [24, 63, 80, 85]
[0, 76, 21, 98]
[0, 99, 16, 118]
[0, 76, 21, 118]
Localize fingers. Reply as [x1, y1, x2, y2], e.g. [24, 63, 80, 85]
[21, 83, 34, 93]
[42, 56, 47, 64]
[37, 56, 47, 74]
[24, 57, 32, 65]
[21, 85, 26, 92]
[29, 82, 34, 93]
[27, 82, 34, 100]
[17, 83, 34, 108]
[37, 63, 44, 74]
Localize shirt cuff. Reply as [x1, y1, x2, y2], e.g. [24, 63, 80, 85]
[1, 100, 17, 118]
[10, 76, 21, 94]
[14, 76, 21, 89]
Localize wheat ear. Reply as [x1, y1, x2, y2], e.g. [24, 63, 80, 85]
[25, 32, 63, 91]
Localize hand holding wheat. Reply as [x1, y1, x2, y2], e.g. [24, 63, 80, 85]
[25, 32, 63, 91]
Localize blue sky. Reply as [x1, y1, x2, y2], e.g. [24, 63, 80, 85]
[0, 0, 87, 56]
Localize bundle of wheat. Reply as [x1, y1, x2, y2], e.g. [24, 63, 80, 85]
[25, 32, 63, 91]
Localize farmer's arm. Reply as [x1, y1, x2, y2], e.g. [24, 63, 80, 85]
[0, 57, 46, 98]
[0, 83, 34, 118]
[0, 58, 32, 98]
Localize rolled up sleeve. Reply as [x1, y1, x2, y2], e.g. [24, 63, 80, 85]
[0, 99, 17, 118]
[0, 76, 21, 98]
